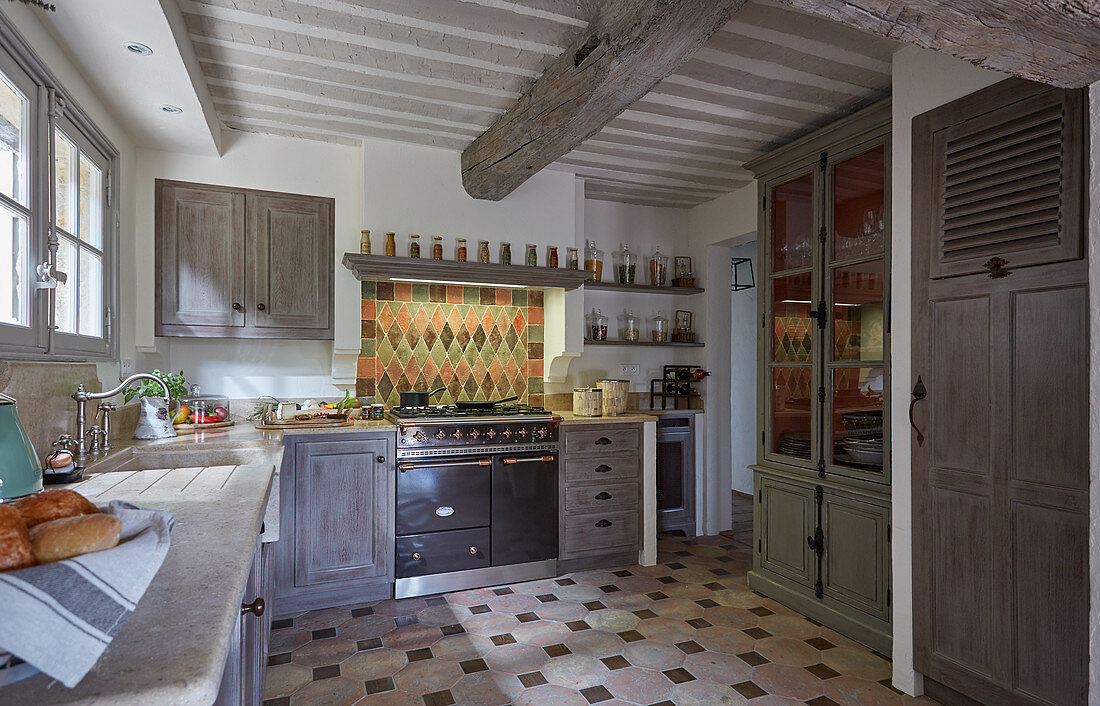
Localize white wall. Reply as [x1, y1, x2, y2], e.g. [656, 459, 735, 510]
[889, 45, 1005, 695]
[729, 241, 757, 495]
[132, 130, 363, 398]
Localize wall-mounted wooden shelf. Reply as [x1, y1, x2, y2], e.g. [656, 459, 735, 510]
[342, 253, 595, 290]
[585, 281, 705, 295]
[585, 340, 705, 348]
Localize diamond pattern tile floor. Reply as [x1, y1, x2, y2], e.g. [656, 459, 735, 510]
[265, 499, 937, 705]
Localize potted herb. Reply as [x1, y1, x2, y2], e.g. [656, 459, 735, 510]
[123, 369, 188, 403]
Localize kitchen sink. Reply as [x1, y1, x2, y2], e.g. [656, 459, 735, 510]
[84, 444, 283, 474]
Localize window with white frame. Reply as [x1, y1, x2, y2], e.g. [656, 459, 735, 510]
[0, 14, 117, 359]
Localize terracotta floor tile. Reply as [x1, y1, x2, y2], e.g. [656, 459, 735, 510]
[822, 646, 894, 682]
[755, 636, 823, 667]
[262, 663, 311, 699]
[583, 608, 639, 633]
[430, 633, 494, 662]
[338, 615, 397, 641]
[542, 654, 609, 690]
[292, 607, 353, 630]
[291, 637, 357, 668]
[621, 639, 686, 671]
[340, 648, 408, 681]
[650, 597, 705, 621]
[693, 625, 756, 656]
[451, 670, 524, 705]
[670, 679, 744, 706]
[415, 604, 472, 627]
[512, 683, 588, 706]
[512, 619, 571, 646]
[604, 666, 672, 703]
[635, 616, 696, 644]
[563, 628, 626, 658]
[485, 642, 549, 674]
[380, 624, 443, 651]
[488, 592, 541, 615]
[533, 600, 587, 622]
[754, 661, 828, 700]
[291, 676, 365, 706]
[392, 657, 463, 694]
[461, 611, 520, 637]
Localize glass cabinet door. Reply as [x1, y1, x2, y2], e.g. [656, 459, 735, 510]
[826, 142, 888, 481]
[766, 169, 818, 467]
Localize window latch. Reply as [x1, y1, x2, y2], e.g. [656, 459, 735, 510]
[33, 261, 66, 289]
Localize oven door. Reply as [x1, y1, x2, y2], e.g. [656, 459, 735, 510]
[396, 457, 492, 535]
[492, 453, 559, 565]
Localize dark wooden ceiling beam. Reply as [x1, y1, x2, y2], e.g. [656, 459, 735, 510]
[773, 0, 1100, 89]
[460, 0, 747, 201]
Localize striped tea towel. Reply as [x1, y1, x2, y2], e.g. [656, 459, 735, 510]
[0, 501, 174, 688]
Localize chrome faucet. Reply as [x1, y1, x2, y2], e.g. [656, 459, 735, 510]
[71, 374, 170, 459]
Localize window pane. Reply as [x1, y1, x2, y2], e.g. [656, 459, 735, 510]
[54, 129, 77, 233]
[78, 154, 102, 248]
[55, 237, 76, 334]
[833, 145, 885, 261]
[772, 272, 813, 362]
[772, 172, 813, 271]
[0, 202, 28, 326]
[831, 366, 884, 472]
[772, 366, 812, 458]
[832, 259, 885, 361]
[78, 248, 101, 336]
[0, 72, 27, 207]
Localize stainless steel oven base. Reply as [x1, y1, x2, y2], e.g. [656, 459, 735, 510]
[394, 559, 558, 599]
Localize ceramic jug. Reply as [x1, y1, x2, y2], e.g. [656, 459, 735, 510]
[133, 396, 178, 440]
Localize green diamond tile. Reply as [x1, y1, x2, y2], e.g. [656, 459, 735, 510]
[376, 336, 395, 360]
[430, 339, 448, 366]
[395, 339, 413, 363]
[472, 326, 487, 351]
[412, 338, 430, 365]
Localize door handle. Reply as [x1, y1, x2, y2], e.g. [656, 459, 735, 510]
[595, 492, 612, 500]
[910, 376, 927, 447]
[595, 519, 612, 528]
[502, 455, 555, 465]
[398, 459, 491, 471]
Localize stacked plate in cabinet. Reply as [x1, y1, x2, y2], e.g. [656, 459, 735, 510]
[779, 432, 812, 459]
[840, 435, 883, 466]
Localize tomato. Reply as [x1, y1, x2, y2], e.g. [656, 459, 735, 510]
[174, 405, 191, 424]
[195, 415, 222, 424]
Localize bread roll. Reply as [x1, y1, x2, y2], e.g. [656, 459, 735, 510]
[15, 489, 99, 528]
[30, 514, 121, 564]
[0, 504, 35, 571]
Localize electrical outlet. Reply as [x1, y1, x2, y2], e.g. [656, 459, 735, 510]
[120, 358, 134, 376]
[619, 363, 640, 377]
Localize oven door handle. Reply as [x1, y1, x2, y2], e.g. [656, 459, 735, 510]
[501, 455, 556, 465]
[397, 459, 492, 472]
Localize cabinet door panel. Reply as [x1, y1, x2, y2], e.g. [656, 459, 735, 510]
[157, 182, 245, 329]
[247, 193, 333, 333]
[821, 493, 889, 620]
[293, 439, 390, 586]
[758, 476, 814, 587]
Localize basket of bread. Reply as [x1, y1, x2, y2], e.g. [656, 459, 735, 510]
[0, 488, 174, 688]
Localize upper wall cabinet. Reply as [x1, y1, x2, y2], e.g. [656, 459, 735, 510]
[156, 180, 334, 339]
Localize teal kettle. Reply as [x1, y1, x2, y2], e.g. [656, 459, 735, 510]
[0, 393, 42, 500]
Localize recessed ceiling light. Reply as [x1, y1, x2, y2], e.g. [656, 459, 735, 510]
[125, 42, 153, 56]
[160, 105, 183, 114]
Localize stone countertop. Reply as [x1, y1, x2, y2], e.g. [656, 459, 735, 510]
[553, 411, 658, 424]
[5, 464, 275, 706]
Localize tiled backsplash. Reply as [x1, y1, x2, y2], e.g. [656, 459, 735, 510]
[357, 282, 543, 408]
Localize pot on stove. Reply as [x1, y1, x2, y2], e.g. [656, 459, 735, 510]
[399, 387, 446, 408]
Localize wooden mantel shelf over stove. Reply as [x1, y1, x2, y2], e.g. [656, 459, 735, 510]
[342, 253, 595, 290]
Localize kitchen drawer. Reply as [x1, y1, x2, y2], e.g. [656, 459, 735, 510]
[396, 461, 490, 534]
[565, 481, 638, 514]
[563, 509, 639, 555]
[395, 528, 490, 578]
[564, 426, 641, 458]
[564, 455, 639, 484]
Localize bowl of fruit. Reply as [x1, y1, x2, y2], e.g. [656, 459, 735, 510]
[174, 385, 232, 429]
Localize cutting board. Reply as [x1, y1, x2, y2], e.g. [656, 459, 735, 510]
[173, 420, 234, 433]
[254, 418, 352, 430]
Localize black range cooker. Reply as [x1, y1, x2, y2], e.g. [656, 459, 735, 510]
[389, 404, 561, 598]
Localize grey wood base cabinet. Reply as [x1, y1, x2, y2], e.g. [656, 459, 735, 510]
[273, 432, 396, 615]
[216, 536, 272, 706]
[745, 100, 893, 655]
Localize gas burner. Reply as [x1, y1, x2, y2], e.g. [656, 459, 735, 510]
[388, 404, 550, 420]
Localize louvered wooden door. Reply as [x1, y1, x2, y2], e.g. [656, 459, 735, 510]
[912, 79, 1087, 706]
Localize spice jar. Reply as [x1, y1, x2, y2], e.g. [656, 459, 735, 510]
[478, 240, 490, 263]
[525, 243, 538, 267]
[500, 242, 512, 265]
[431, 236, 443, 260]
[456, 238, 467, 262]
[618, 310, 640, 342]
[409, 234, 421, 258]
[384, 232, 396, 256]
[615, 243, 637, 284]
[548, 246, 559, 268]
[584, 240, 604, 282]
[587, 308, 608, 341]
[360, 229, 371, 254]
[648, 245, 668, 286]
[651, 311, 669, 342]
[566, 247, 579, 270]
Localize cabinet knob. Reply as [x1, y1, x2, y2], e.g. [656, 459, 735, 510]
[241, 597, 265, 617]
[257, 303, 266, 311]
[376, 455, 386, 464]
[469, 546, 479, 555]
[595, 492, 612, 500]
[232, 302, 242, 311]
[412, 552, 422, 561]
[595, 519, 612, 528]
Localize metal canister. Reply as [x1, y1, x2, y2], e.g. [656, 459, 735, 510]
[596, 379, 629, 416]
[572, 387, 602, 417]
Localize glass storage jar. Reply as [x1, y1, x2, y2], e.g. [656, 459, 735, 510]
[178, 385, 230, 425]
[384, 232, 396, 256]
[548, 246, 559, 268]
[478, 240, 490, 263]
[651, 311, 670, 342]
[614, 243, 637, 284]
[566, 247, 579, 270]
[408, 234, 421, 258]
[455, 238, 467, 262]
[432, 236, 443, 260]
[648, 245, 668, 286]
[360, 229, 371, 254]
[525, 243, 538, 267]
[587, 308, 608, 341]
[618, 310, 640, 342]
[584, 240, 604, 281]
[500, 242, 512, 265]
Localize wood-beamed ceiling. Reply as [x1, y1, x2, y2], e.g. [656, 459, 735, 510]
[182, 0, 896, 208]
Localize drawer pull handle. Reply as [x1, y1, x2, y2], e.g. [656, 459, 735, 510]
[595, 437, 612, 445]
[241, 597, 265, 617]
[469, 546, 479, 555]
[595, 519, 612, 528]
[594, 465, 611, 473]
[595, 492, 612, 500]
[412, 552, 423, 561]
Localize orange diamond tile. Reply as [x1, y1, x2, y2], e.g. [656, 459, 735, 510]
[396, 303, 413, 332]
[386, 357, 405, 384]
[463, 309, 480, 335]
[447, 306, 464, 332]
[421, 356, 438, 383]
[480, 310, 495, 333]
[471, 357, 487, 383]
[412, 306, 430, 334]
[512, 310, 526, 333]
[487, 357, 504, 381]
[376, 304, 395, 333]
[404, 356, 421, 382]
[505, 358, 519, 383]
[430, 305, 447, 332]
[454, 357, 472, 383]
[439, 359, 455, 384]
